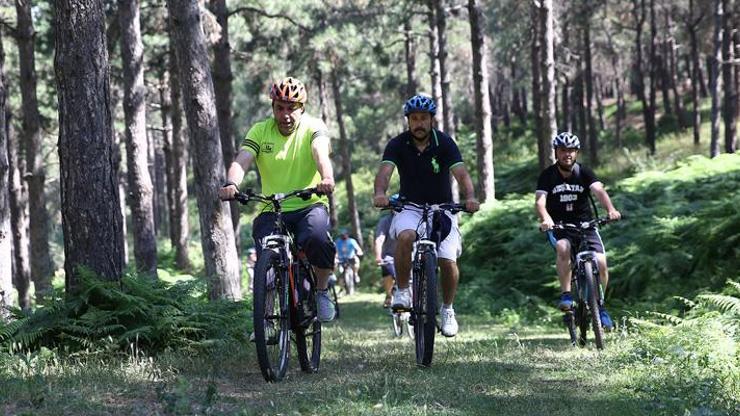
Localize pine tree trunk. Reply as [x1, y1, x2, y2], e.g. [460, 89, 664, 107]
[0, 34, 12, 318]
[7, 114, 31, 310]
[689, 0, 703, 145]
[433, 0, 459, 202]
[666, 13, 684, 125]
[165, 34, 191, 270]
[108, 78, 129, 266]
[153, 125, 168, 237]
[575, 67, 587, 141]
[722, 0, 737, 153]
[311, 66, 338, 230]
[468, 0, 495, 202]
[434, 0, 455, 137]
[404, 18, 418, 97]
[561, 25, 572, 133]
[632, 0, 654, 154]
[168, 0, 241, 300]
[616, 78, 625, 148]
[541, 0, 557, 168]
[120, 0, 158, 278]
[16, 0, 53, 300]
[427, 0, 444, 127]
[659, 50, 672, 116]
[54, 0, 125, 291]
[595, 75, 606, 132]
[489, 82, 498, 134]
[112, 120, 129, 266]
[511, 57, 522, 124]
[530, 1, 544, 169]
[331, 69, 363, 246]
[583, 5, 598, 165]
[208, 0, 240, 243]
[709, 0, 723, 157]
[647, 0, 658, 154]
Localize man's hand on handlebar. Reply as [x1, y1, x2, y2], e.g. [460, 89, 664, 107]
[316, 177, 335, 195]
[464, 197, 480, 213]
[539, 217, 555, 232]
[607, 209, 622, 221]
[373, 194, 389, 208]
[219, 181, 238, 201]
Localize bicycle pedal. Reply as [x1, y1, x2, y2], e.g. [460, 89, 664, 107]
[391, 306, 412, 313]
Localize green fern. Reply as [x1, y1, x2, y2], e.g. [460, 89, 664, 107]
[0, 274, 250, 356]
[696, 294, 740, 315]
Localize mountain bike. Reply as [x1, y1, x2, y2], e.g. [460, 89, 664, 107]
[234, 187, 324, 382]
[388, 199, 469, 367]
[546, 218, 614, 350]
[337, 258, 356, 295]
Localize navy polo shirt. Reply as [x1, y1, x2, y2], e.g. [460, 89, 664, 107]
[381, 129, 464, 204]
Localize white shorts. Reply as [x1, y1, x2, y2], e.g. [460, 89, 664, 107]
[390, 207, 462, 261]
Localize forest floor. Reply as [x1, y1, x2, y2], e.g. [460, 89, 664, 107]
[3, 292, 666, 415]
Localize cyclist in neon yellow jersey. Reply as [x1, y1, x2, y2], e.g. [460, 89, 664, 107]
[219, 77, 337, 322]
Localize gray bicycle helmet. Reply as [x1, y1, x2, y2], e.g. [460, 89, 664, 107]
[552, 132, 581, 149]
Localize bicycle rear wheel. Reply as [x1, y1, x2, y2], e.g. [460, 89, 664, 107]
[413, 251, 437, 367]
[295, 318, 321, 373]
[584, 261, 605, 350]
[564, 310, 577, 347]
[253, 249, 291, 382]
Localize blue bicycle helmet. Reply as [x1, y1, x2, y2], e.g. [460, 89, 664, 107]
[552, 132, 581, 149]
[403, 94, 437, 116]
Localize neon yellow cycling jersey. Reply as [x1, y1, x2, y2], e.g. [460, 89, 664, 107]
[241, 114, 329, 212]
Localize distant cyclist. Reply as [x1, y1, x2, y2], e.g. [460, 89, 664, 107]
[534, 132, 621, 330]
[373, 94, 480, 337]
[374, 206, 397, 308]
[335, 228, 363, 285]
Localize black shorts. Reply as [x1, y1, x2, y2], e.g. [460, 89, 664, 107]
[252, 203, 336, 269]
[380, 262, 396, 278]
[552, 228, 605, 254]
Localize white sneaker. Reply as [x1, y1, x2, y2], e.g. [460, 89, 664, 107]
[391, 287, 412, 310]
[440, 306, 458, 337]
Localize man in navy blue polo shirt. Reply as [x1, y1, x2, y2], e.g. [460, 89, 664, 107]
[372, 94, 479, 337]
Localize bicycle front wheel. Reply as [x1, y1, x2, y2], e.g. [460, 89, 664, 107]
[330, 283, 340, 319]
[413, 251, 437, 367]
[253, 249, 291, 382]
[391, 312, 403, 337]
[343, 266, 355, 295]
[584, 261, 605, 350]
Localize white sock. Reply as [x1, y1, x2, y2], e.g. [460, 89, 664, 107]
[442, 303, 453, 310]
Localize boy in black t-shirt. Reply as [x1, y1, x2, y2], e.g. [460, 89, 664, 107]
[534, 132, 621, 330]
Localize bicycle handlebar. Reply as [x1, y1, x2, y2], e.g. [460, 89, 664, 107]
[385, 198, 470, 214]
[549, 217, 616, 231]
[233, 187, 324, 205]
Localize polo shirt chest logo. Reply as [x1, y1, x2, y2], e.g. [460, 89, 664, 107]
[431, 156, 440, 173]
[263, 142, 275, 153]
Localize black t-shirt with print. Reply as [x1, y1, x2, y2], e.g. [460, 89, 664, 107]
[536, 163, 599, 222]
[381, 129, 463, 204]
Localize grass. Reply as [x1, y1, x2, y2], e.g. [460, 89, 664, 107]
[7, 292, 732, 415]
